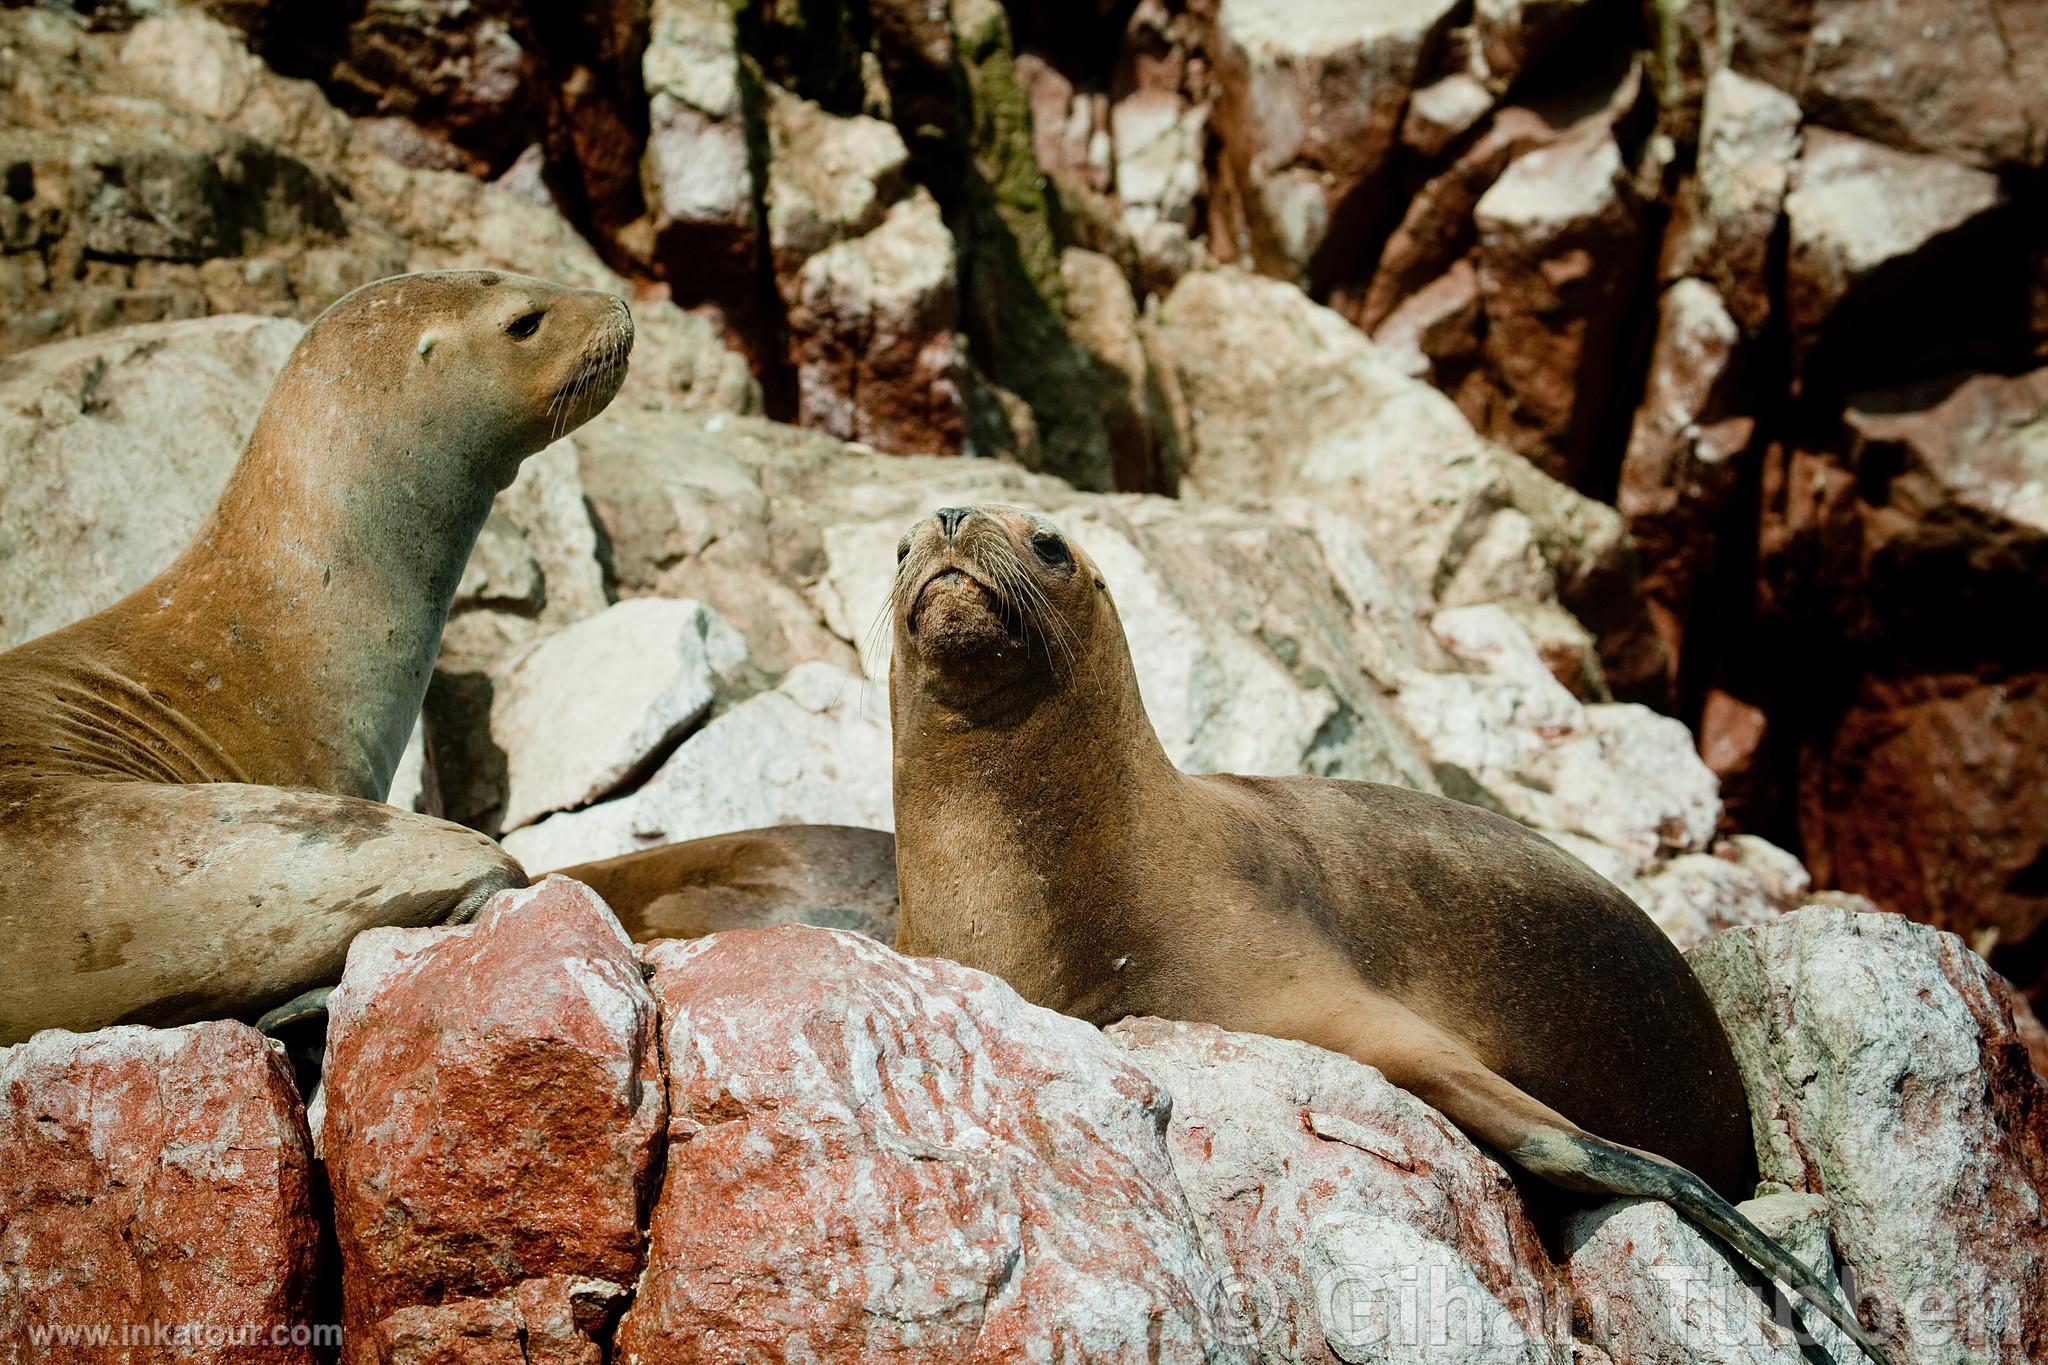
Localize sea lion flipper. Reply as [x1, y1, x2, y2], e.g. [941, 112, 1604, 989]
[256, 985, 335, 1035]
[0, 778, 523, 1042]
[1338, 1007, 1890, 1365]
[1513, 1130, 1892, 1365]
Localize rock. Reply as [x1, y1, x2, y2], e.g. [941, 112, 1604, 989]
[0, 1021, 321, 1361]
[0, 315, 300, 649]
[1057, 246, 1165, 491]
[640, 0, 757, 283]
[1783, 129, 2007, 383]
[1144, 268, 1658, 693]
[1757, 368, 2048, 991]
[1018, 53, 1110, 198]
[1625, 850, 1787, 952]
[1354, 106, 1554, 333]
[321, 877, 665, 1364]
[1689, 907, 2048, 1361]
[491, 598, 750, 833]
[1210, 0, 1461, 285]
[1665, 68, 1801, 334]
[1110, 86, 1205, 255]
[1108, 1017, 1571, 1362]
[762, 84, 909, 275]
[1471, 121, 1646, 485]
[1566, 1192, 1858, 1364]
[1799, 0, 2045, 172]
[1396, 604, 1718, 879]
[1370, 255, 1482, 386]
[1616, 278, 1752, 686]
[1402, 72, 1494, 158]
[616, 927, 1247, 1361]
[785, 189, 967, 454]
[1472, 0, 1599, 91]
[502, 662, 892, 871]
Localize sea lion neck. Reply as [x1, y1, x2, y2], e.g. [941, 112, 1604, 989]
[132, 380, 510, 800]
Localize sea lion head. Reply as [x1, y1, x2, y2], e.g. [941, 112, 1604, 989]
[275, 269, 635, 490]
[890, 504, 1116, 717]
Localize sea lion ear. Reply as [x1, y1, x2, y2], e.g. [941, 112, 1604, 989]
[416, 333, 437, 360]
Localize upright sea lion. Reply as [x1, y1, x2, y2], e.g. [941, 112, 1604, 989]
[888, 504, 1889, 1363]
[0, 271, 633, 1044]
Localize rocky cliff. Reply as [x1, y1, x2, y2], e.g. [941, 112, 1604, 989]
[1, 0, 2045, 1359]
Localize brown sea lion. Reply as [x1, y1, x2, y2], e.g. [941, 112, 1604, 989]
[559, 825, 898, 944]
[887, 503, 1889, 1363]
[0, 270, 633, 1044]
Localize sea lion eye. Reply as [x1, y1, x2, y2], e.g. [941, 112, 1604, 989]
[1031, 531, 1071, 568]
[896, 538, 910, 563]
[506, 310, 544, 340]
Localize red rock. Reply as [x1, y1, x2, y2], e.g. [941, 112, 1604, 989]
[615, 927, 1245, 1362]
[0, 1021, 321, 1364]
[1471, 121, 1647, 486]
[1800, 0, 2044, 172]
[1108, 1018, 1571, 1361]
[320, 877, 664, 1365]
[1616, 278, 1753, 689]
[1209, 0, 1462, 286]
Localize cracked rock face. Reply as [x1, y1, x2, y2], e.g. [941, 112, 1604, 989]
[0, 1021, 321, 1364]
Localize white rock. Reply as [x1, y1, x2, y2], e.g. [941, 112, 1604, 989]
[1110, 1017, 1571, 1363]
[501, 662, 891, 870]
[491, 598, 749, 833]
[0, 316, 301, 649]
[1566, 1192, 1857, 1364]
[1689, 908, 2048, 1360]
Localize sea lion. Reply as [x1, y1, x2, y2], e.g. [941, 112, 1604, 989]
[558, 825, 898, 944]
[887, 504, 1889, 1363]
[0, 270, 633, 1044]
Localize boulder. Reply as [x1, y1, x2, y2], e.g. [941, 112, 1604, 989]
[616, 927, 1249, 1361]
[1798, 0, 2045, 172]
[1689, 907, 2048, 1361]
[1471, 122, 1646, 486]
[0, 315, 299, 648]
[1209, 0, 1461, 285]
[0, 1021, 321, 1362]
[1395, 604, 1718, 880]
[501, 662, 892, 871]
[1109, 1017, 1572, 1362]
[1664, 68, 1801, 334]
[640, 0, 759, 285]
[1566, 1192, 1859, 1365]
[1143, 267, 1645, 670]
[1757, 368, 2048, 990]
[786, 189, 967, 454]
[762, 86, 909, 274]
[1783, 129, 2006, 383]
[491, 597, 749, 833]
[1616, 278, 1752, 684]
[320, 878, 665, 1364]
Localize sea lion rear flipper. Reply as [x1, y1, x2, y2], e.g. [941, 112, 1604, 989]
[257, 985, 335, 1035]
[0, 778, 523, 1043]
[1339, 1006, 1892, 1365]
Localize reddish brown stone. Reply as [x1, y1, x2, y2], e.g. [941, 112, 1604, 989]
[1471, 121, 1647, 486]
[0, 1021, 321, 1363]
[615, 927, 1240, 1361]
[321, 877, 664, 1365]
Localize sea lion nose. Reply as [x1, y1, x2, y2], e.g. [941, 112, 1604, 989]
[935, 506, 973, 540]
